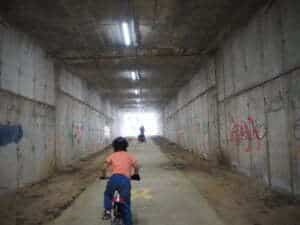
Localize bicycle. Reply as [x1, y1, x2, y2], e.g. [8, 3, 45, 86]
[138, 134, 146, 143]
[101, 174, 140, 225]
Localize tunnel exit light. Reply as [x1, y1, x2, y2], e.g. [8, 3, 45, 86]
[122, 22, 131, 46]
[131, 71, 137, 81]
[134, 89, 139, 95]
[120, 112, 161, 137]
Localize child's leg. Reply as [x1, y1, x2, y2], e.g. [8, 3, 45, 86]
[120, 202, 132, 225]
[104, 178, 115, 211]
[119, 177, 132, 225]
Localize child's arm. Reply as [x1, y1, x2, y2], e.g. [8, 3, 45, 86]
[131, 161, 141, 180]
[101, 154, 113, 179]
[100, 161, 110, 179]
[133, 161, 140, 175]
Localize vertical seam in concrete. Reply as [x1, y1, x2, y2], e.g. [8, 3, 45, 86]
[222, 49, 229, 164]
[287, 76, 295, 195]
[254, 10, 263, 177]
[54, 63, 58, 170]
[263, 96, 272, 187]
[16, 97, 22, 189]
[279, 0, 285, 76]
[247, 102, 254, 175]
[215, 55, 222, 159]
[261, 4, 271, 188]
[280, 0, 294, 195]
[229, 38, 236, 96]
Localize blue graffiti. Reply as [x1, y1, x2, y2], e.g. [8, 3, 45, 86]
[0, 124, 23, 146]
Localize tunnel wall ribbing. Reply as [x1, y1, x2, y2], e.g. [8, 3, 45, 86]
[0, 23, 117, 193]
[163, 0, 300, 196]
[55, 67, 116, 167]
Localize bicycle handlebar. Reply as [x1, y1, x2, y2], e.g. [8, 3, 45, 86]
[131, 174, 141, 181]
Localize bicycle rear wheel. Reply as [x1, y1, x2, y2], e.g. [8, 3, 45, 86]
[111, 218, 123, 225]
[111, 204, 124, 225]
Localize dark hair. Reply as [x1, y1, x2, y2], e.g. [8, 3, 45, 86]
[112, 137, 128, 152]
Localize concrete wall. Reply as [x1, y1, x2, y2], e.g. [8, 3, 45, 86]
[56, 67, 115, 167]
[0, 23, 117, 193]
[163, 0, 300, 196]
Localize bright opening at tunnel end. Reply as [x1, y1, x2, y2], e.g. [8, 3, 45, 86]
[120, 111, 161, 137]
[122, 22, 131, 46]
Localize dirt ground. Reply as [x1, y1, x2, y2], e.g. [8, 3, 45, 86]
[1, 138, 300, 225]
[0, 148, 111, 225]
[153, 137, 300, 225]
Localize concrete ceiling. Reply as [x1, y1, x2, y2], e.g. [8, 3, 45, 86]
[0, 0, 267, 109]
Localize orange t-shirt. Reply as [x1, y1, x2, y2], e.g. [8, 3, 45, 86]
[105, 151, 138, 178]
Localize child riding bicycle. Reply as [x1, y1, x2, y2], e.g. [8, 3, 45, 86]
[101, 137, 140, 225]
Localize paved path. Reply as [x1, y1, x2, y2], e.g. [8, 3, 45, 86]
[48, 140, 225, 225]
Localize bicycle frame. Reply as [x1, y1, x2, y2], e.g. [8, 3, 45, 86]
[100, 175, 140, 225]
[111, 191, 124, 225]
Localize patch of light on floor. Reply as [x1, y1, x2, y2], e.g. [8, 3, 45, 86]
[120, 111, 160, 137]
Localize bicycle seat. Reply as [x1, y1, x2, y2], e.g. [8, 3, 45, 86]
[113, 191, 124, 204]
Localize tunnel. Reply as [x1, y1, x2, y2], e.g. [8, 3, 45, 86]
[0, 0, 300, 225]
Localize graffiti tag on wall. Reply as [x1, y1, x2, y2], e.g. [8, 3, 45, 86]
[229, 116, 266, 152]
[73, 123, 84, 144]
[0, 124, 23, 147]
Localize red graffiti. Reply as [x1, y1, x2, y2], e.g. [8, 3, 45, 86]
[229, 116, 265, 152]
[73, 124, 84, 144]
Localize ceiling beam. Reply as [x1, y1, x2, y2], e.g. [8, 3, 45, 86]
[49, 47, 204, 60]
[57, 53, 204, 62]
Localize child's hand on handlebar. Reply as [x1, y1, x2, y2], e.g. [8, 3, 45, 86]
[99, 176, 108, 180]
[131, 174, 141, 181]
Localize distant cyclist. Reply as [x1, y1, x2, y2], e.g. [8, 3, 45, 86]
[139, 126, 145, 136]
[138, 125, 146, 142]
[101, 137, 140, 225]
